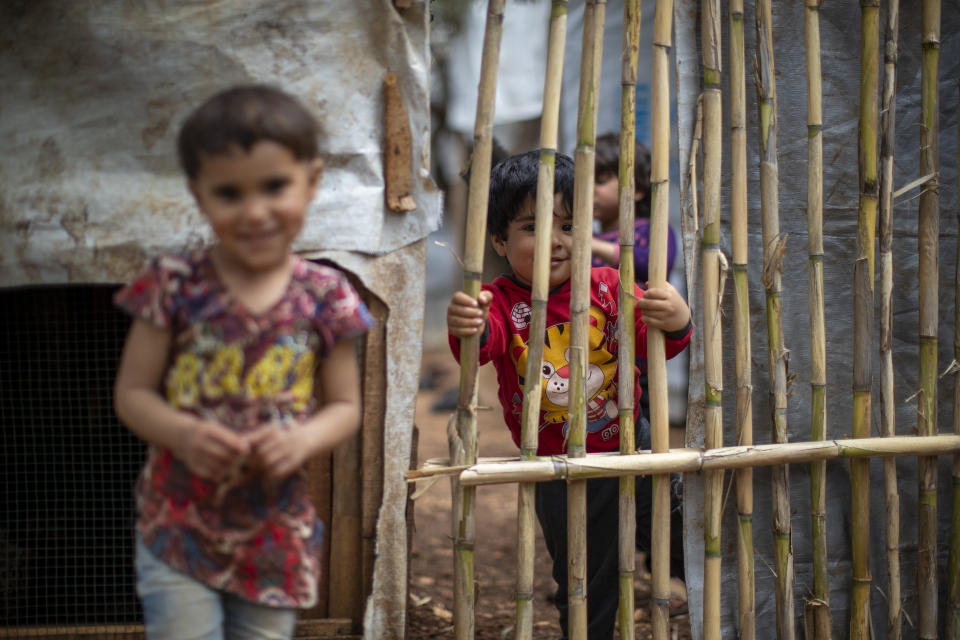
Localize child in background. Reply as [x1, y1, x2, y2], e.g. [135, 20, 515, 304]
[591, 132, 677, 281]
[113, 85, 372, 640]
[593, 132, 681, 430]
[446, 150, 691, 640]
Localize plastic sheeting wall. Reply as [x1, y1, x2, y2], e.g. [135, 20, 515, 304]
[674, 2, 959, 638]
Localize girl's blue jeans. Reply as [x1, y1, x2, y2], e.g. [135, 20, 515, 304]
[135, 536, 298, 640]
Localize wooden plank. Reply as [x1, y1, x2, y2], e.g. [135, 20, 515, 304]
[361, 297, 388, 603]
[329, 425, 363, 622]
[303, 450, 333, 619]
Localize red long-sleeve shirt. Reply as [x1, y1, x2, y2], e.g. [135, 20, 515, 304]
[449, 267, 691, 455]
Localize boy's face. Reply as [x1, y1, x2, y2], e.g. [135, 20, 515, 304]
[491, 193, 573, 288]
[190, 141, 323, 275]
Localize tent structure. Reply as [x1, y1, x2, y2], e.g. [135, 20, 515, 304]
[0, 2, 439, 639]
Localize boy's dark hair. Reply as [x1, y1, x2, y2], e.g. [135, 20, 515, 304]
[594, 132, 651, 219]
[178, 85, 320, 179]
[487, 150, 575, 240]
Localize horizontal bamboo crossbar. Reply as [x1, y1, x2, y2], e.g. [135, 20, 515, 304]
[405, 435, 960, 487]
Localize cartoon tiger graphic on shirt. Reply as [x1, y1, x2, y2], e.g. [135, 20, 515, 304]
[510, 306, 619, 437]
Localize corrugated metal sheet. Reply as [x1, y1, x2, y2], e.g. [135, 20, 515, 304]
[0, 0, 441, 286]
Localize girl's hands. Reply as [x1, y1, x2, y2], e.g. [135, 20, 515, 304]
[177, 419, 250, 481]
[247, 426, 311, 480]
[447, 290, 493, 338]
[637, 282, 691, 333]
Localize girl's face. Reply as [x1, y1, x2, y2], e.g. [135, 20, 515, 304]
[592, 171, 621, 232]
[190, 140, 323, 276]
[491, 193, 574, 288]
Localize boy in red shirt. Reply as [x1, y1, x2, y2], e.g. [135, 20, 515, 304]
[447, 151, 690, 639]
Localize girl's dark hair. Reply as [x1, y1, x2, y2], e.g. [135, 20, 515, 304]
[594, 132, 651, 218]
[487, 150, 575, 240]
[177, 85, 320, 178]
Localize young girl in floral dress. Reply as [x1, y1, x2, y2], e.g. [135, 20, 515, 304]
[113, 85, 372, 640]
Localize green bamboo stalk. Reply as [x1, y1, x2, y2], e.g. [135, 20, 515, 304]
[700, 0, 723, 636]
[850, 2, 879, 639]
[650, 0, 673, 637]
[729, 0, 755, 636]
[453, 2, 505, 638]
[878, 1, 902, 637]
[514, 3, 568, 639]
[950, 78, 960, 640]
[616, 0, 641, 637]
[568, 3, 606, 638]
[917, 2, 941, 638]
[754, 1, 793, 638]
[803, 1, 830, 638]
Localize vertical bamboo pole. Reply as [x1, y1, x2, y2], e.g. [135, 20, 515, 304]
[453, 3, 505, 638]
[514, 4, 567, 640]
[950, 85, 960, 639]
[878, 1, 903, 638]
[850, 3, 879, 638]
[650, 0, 673, 638]
[569, 3, 605, 638]
[617, 1, 641, 637]
[729, 0, 755, 637]
[754, 2, 794, 638]
[803, 2, 830, 638]
[700, 0, 723, 636]
[917, 2, 941, 637]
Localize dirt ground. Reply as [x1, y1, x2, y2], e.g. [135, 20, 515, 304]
[405, 346, 692, 640]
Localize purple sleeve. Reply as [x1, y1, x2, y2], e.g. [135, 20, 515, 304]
[632, 219, 677, 282]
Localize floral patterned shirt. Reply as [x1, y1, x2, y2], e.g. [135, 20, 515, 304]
[114, 249, 372, 608]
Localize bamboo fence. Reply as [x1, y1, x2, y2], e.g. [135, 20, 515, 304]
[699, 0, 723, 636]
[878, 0, 903, 637]
[803, 1, 830, 638]
[451, 2, 505, 637]
[850, 2, 880, 638]
[753, 1, 795, 637]
[426, 1, 958, 639]
[728, 0, 755, 637]
[512, 2, 568, 637]
[568, 2, 605, 638]
[917, 3, 941, 639]
[649, 0, 674, 637]
[616, 1, 641, 638]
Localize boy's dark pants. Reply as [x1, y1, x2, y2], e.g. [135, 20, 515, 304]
[534, 417, 684, 640]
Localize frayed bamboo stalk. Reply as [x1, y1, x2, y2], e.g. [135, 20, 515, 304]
[879, 0, 902, 637]
[917, 2, 941, 637]
[754, 0, 794, 637]
[437, 435, 960, 486]
[803, 1, 831, 638]
[851, 2, 879, 639]
[650, 0, 673, 637]
[453, 2, 505, 637]
[568, 2, 606, 638]
[729, 0, 754, 636]
[700, 0, 723, 636]
[514, 3, 568, 639]
[950, 78, 960, 640]
[617, 0, 641, 637]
